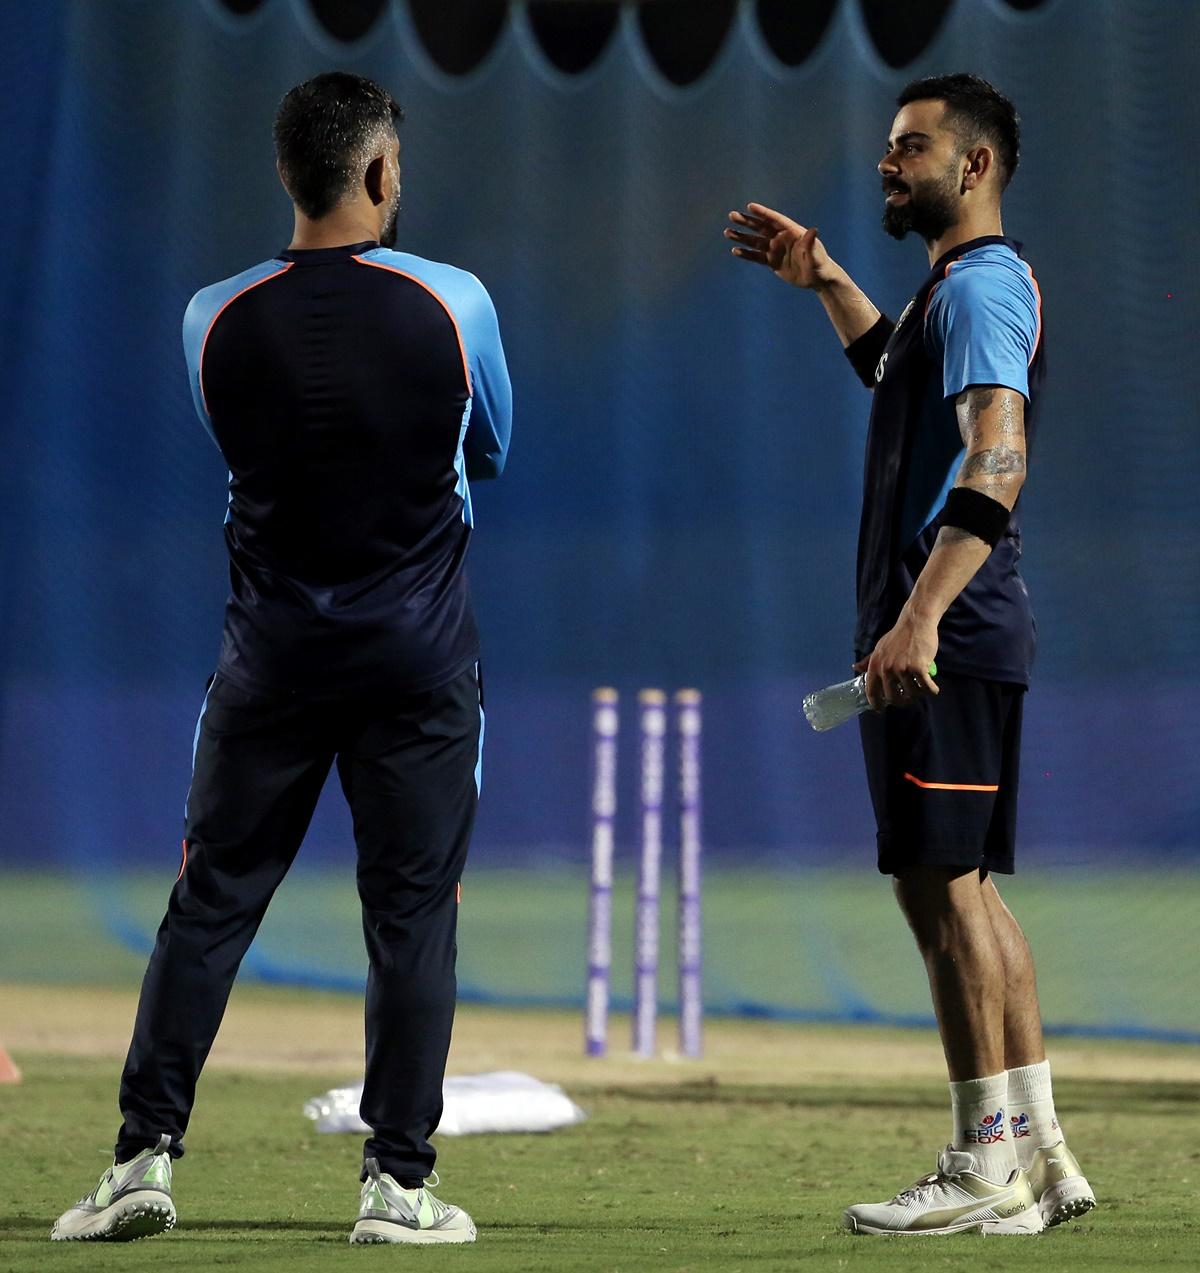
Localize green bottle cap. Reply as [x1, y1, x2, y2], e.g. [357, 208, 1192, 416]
[929, 661, 938, 676]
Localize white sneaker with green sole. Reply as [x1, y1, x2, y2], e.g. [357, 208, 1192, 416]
[843, 1147, 1043, 1235]
[51, 1134, 176, 1242]
[349, 1159, 476, 1245]
[1028, 1141, 1096, 1227]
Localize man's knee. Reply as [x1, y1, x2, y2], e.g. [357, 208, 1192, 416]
[893, 865, 984, 950]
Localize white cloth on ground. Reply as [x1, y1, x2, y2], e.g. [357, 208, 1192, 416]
[304, 1071, 587, 1136]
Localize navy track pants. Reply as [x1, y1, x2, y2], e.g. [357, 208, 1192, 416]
[115, 664, 482, 1183]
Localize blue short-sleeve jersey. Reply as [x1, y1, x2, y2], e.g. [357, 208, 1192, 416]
[181, 240, 512, 697]
[926, 245, 1040, 401]
[852, 237, 1044, 684]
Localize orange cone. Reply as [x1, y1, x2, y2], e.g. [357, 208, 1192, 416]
[0, 1045, 21, 1084]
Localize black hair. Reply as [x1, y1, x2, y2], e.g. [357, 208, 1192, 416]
[273, 72, 403, 219]
[897, 72, 1020, 189]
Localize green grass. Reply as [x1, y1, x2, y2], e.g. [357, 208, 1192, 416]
[2, 1056, 1197, 1270]
[2, 866, 1199, 1038]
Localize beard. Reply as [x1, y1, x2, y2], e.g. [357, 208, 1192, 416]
[380, 196, 400, 248]
[882, 165, 961, 242]
[380, 155, 402, 248]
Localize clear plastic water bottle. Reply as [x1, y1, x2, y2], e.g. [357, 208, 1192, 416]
[803, 662, 937, 732]
[803, 675, 870, 731]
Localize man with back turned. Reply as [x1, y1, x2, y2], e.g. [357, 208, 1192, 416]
[727, 73, 1095, 1236]
[52, 72, 511, 1246]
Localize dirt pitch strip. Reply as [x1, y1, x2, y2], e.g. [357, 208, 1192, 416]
[3, 982, 1196, 1089]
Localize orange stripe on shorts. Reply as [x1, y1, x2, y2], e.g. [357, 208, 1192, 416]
[904, 772, 999, 793]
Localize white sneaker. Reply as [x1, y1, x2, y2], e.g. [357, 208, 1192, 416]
[843, 1147, 1043, 1235]
[1028, 1141, 1096, 1227]
[349, 1159, 476, 1245]
[51, 1134, 176, 1242]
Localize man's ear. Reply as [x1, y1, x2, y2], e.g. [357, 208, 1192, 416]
[960, 145, 994, 193]
[364, 154, 386, 207]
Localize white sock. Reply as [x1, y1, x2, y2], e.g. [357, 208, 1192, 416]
[949, 1072, 1017, 1184]
[1007, 1059, 1062, 1168]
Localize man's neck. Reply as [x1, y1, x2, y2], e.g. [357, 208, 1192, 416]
[288, 207, 380, 251]
[925, 207, 1004, 266]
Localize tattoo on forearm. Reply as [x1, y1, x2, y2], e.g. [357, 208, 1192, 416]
[961, 446, 1026, 481]
[957, 386, 1021, 449]
[971, 389, 996, 409]
[955, 387, 1027, 496]
[939, 526, 981, 546]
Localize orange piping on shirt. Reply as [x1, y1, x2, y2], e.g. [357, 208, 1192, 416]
[923, 255, 1043, 369]
[198, 262, 294, 414]
[923, 257, 960, 324]
[352, 255, 472, 395]
[177, 837, 189, 882]
[1022, 259, 1044, 364]
[904, 772, 999, 793]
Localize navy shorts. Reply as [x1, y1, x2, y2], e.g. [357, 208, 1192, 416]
[858, 672, 1025, 877]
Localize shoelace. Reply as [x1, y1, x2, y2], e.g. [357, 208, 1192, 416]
[74, 1136, 171, 1208]
[892, 1170, 946, 1205]
[417, 1175, 454, 1221]
[76, 1170, 114, 1208]
[364, 1159, 446, 1210]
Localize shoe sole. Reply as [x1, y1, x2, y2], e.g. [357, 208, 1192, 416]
[844, 1208, 1043, 1236]
[349, 1218, 476, 1245]
[1040, 1177, 1096, 1228]
[51, 1195, 176, 1242]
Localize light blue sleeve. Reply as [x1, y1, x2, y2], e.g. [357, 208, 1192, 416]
[181, 286, 221, 447]
[453, 276, 512, 482]
[359, 249, 512, 481]
[181, 259, 290, 449]
[925, 253, 1041, 401]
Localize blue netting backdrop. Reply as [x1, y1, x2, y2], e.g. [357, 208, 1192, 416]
[1, 1, 1198, 1040]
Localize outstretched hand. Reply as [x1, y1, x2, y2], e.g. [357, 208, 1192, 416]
[725, 203, 836, 290]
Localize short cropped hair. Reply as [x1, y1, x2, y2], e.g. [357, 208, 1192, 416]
[274, 72, 403, 220]
[897, 73, 1020, 189]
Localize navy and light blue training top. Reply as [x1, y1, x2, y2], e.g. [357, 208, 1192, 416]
[182, 240, 512, 697]
[849, 237, 1044, 684]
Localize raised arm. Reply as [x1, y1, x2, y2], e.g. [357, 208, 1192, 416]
[725, 203, 888, 369]
[855, 385, 1027, 708]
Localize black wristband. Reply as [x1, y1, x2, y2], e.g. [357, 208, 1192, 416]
[941, 487, 1011, 548]
[843, 314, 894, 388]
